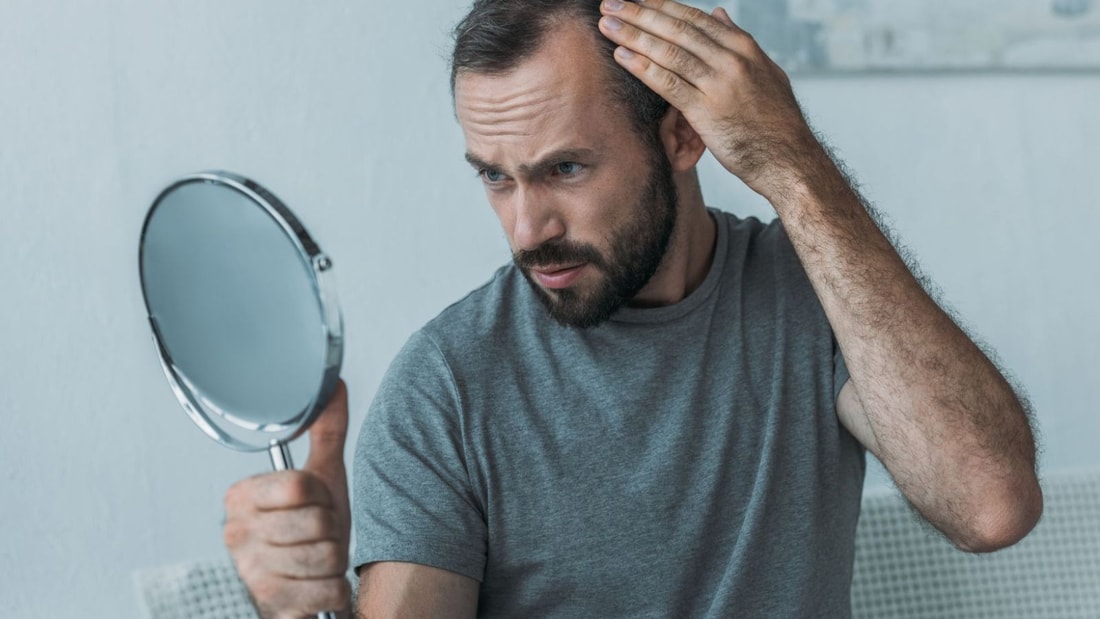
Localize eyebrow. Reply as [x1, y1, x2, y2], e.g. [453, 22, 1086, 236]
[465, 148, 599, 176]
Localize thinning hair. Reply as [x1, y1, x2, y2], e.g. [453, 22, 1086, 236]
[450, 0, 671, 149]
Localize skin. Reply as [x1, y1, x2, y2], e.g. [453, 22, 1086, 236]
[223, 382, 353, 619]
[596, 0, 1042, 551]
[456, 25, 714, 312]
[224, 1, 1043, 616]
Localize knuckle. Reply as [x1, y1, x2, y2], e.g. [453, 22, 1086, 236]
[233, 552, 263, 584]
[726, 53, 749, 76]
[250, 577, 283, 607]
[222, 519, 249, 549]
[318, 540, 348, 572]
[621, 22, 641, 43]
[309, 506, 339, 538]
[669, 18, 693, 37]
[289, 578, 351, 616]
[659, 69, 681, 93]
[699, 20, 726, 40]
[281, 471, 313, 504]
[223, 481, 248, 513]
[663, 43, 689, 71]
[684, 5, 707, 22]
[336, 578, 352, 601]
[318, 577, 352, 608]
[738, 32, 764, 57]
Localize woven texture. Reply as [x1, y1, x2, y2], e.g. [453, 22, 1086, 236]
[852, 472, 1100, 618]
[134, 559, 259, 619]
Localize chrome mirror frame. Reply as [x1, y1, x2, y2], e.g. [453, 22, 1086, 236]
[138, 170, 344, 463]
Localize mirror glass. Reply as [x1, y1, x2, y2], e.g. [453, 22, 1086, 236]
[139, 172, 341, 450]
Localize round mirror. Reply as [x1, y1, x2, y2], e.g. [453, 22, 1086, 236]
[138, 171, 343, 461]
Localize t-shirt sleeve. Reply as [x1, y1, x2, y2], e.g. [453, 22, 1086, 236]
[350, 330, 487, 582]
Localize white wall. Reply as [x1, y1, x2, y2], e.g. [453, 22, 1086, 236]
[1, 1, 1096, 616]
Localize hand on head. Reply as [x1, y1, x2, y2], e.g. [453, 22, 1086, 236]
[223, 380, 352, 618]
[598, 0, 820, 197]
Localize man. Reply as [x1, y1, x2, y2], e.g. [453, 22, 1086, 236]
[223, 0, 1043, 616]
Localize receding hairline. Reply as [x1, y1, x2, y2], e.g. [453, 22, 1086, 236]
[452, 16, 627, 115]
[451, 6, 611, 95]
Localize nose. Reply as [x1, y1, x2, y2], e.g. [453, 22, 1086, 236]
[510, 185, 565, 252]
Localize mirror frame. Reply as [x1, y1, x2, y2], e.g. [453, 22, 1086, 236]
[138, 170, 343, 452]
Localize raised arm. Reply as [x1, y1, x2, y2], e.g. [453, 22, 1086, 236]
[597, 0, 1041, 551]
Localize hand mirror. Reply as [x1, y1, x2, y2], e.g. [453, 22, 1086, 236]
[139, 171, 342, 618]
[139, 170, 342, 463]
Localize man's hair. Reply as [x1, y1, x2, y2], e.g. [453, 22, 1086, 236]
[450, 0, 671, 150]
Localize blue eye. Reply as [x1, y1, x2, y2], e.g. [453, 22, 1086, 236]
[556, 162, 581, 175]
[481, 169, 505, 183]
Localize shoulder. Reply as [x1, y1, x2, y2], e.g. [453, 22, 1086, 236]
[420, 262, 535, 348]
[714, 209, 794, 260]
[367, 263, 539, 427]
[709, 209, 805, 285]
[711, 209, 820, 318]
[384, 263, 539, 381]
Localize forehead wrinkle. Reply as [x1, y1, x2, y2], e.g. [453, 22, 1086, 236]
[460, 93, 564, 133]
[464, 87, 558, 114]
[462, 98, 570, 149]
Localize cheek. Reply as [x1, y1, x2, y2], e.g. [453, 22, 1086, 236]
[484, 192, 519, 249]
[576, 182, 638, 233]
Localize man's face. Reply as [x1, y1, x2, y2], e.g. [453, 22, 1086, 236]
[455, 22, 677, 328]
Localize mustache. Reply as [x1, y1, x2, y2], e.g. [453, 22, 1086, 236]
[513, 240, 605, 271]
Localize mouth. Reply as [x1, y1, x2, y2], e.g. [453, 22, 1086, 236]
[530, 263, 587, 290]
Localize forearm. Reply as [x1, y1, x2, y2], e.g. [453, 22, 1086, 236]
[767, 141, 1041, 550]
[593, 0, 1039, 548]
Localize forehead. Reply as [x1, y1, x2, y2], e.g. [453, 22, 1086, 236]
[454, 22, 633, 167]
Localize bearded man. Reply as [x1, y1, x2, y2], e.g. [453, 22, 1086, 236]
[222, 1, 1042, 617]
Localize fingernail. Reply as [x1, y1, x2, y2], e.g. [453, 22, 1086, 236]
[604, 0, 624, 10]
[603, 16, 623, 30]
[615, 46, 634, 59]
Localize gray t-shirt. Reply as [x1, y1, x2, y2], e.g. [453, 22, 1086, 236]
[352, 210, 866, 617]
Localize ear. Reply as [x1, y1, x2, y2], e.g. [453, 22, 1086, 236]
[657, 107, 706, 172]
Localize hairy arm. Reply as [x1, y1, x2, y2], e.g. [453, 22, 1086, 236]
[775, 143, 1041, 551]
[598, 0, 1041, 551]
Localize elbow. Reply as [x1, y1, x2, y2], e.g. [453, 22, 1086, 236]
[953, 476, 1044, 553]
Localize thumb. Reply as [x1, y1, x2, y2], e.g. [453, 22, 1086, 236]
[304, 379, 349, 489]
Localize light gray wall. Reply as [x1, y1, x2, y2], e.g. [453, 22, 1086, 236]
[1, 1, 1096, 616]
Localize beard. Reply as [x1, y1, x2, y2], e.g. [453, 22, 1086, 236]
[513, 151, 679, 329]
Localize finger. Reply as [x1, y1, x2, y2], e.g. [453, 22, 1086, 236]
[625, 0, 757, 54]
[611, 45, 699, 111]
[623, 0, 741, 43]
[600, 15, 712, 87]
[255, 505, 342, 546]
[226, 472, 328, 516]
[712, 6, 735, 28]
[248, 575, 351, 617]
[305, 379, 349, 490]
[248, 538, 349, 579]
[600, 0, 724, 64]
[245, 470, 334, 511]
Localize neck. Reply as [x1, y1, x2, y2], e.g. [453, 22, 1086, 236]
[629, 168, 716, 307]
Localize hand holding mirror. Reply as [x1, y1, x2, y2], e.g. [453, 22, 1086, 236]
[139, 171, 344, 619]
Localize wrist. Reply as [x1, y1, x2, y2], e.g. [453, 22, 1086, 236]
[759, 142, 851, 215]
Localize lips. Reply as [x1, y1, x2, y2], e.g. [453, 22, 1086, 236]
[531, 263, 587, 289]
